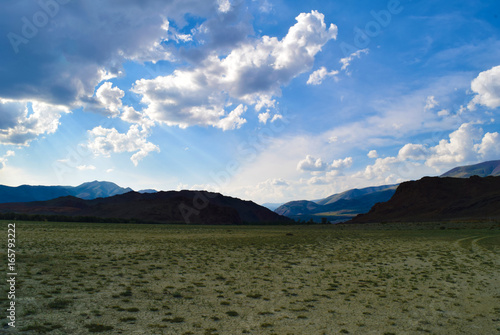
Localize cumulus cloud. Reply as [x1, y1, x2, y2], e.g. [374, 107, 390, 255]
[398, 143, 429, 161]
[425, 123, 484, 168]
[94, 82, 124, 117]
[357, 123, 500, 183]
[87, 124, 160, 166]
[0, 99, 70, 146]
[469, 65, 500, 110]
[258, 110, 282, 124]
[358, 156, 399, 181]
[133, 10, 337, 128]
[258, 111, 271, 124]
[367, 150, 378, 158]
[476, 132, 500, 159]
[331, 157, 353, 169]
[307, 67, 338, 85]
[297, 155, 328, 172]
[216, 104, 247, 131]
[298, 155, 352, 173]
[340, 48, 369, 72]
[1, 1, 217, 106]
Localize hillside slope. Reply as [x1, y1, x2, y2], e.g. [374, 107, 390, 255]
[441, 160, 500, 178]
[0, 190, 291, 225]
[348, 176, 500, 223]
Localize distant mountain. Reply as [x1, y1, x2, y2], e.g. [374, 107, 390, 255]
[275, 184, 398, 222]
[71, 181, 133, 199]
[138, 189, 158, 194]
[0, 190, 292, 225]
[0, 181, 132, 203]
[441, 160, 500, 178]
[348, 176, 500, 223]
[315, 184, 398, 205]
[261, 202, 284, 211]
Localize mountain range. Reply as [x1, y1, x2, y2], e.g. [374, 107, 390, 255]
[0, 181, 133, 203]
[0, 159, 499, 225]
[275, 184, 398, 222]
[0, 190, 291, 225]
[274, 159, 500, 222]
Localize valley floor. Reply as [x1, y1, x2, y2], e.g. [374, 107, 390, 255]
[1, 221, 500, 334]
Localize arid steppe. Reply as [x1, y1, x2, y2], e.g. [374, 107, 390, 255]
[1, 221, 499, 334]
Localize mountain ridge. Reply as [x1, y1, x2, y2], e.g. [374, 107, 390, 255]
[274, 184, 398, 222]
[440, 160, 500, 178]
[0, 181, 132, 203]
[0, 190, 292, 225]
[348, 175, 500, 223]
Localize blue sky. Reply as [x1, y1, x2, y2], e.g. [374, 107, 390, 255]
[1, 0, 500, 203]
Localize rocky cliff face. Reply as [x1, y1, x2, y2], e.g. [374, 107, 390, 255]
[348, 176, 500, 223]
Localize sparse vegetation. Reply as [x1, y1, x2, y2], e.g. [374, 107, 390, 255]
[1, 220, 499, 334]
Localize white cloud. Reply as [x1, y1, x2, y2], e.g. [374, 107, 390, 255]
[357, 156, 399, 180]
[94, 82, 124, 117]
[298, 155, 352, 173]
[0, 99, 70, 146]
[88, 124, 160, 166]
[331, 157, 353, 169]
[77, 165, 96, 171]
[340, 48, 369, 72]
[133, 10, 337, 128]
[271, 114, 283, 122]
[356, 123, 500, 184]
[297, 155, 328, 172]
[367, 150, 378, 158]
[437, 109, 450, 116]
[217, 0, 231, 13]
[175, 33, 193, 43]
[0, 150, 15, 169]
[476, 132, 500, 160]
[258, 111, 271, 124]
[307, 67, 338, 85]
[398, 143, 429, 161]
[307, 176, 328, 185]
[469, 65, 500, 110]
[425, 123, 483, 168]
[216, 104, 247, 131]
[1, 1, 211, 106]
[424, 95, 438, 111]
[257, 111, 283, 124]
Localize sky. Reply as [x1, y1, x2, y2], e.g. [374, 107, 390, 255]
[0, 0, 500, 204]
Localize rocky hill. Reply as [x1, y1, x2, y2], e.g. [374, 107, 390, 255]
[348, 176, 500, 223]
[0, 190, 292, 225]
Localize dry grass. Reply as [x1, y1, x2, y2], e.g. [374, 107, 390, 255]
[1, 221, 499, 334]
